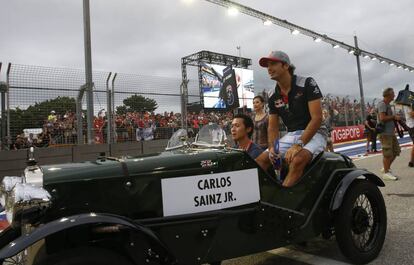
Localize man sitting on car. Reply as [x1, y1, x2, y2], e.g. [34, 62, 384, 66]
[255, 50, 328, 187]
[231, 114, 264, 160]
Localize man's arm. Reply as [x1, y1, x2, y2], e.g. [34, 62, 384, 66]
[379, 112, 399, 122]
[267, 113, 279, 148]
[300, 99, 323, 145]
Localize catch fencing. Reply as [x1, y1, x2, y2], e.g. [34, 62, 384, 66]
[0, 63, 201, 147]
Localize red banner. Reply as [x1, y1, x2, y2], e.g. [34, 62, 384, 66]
[331, 125, 365, 143]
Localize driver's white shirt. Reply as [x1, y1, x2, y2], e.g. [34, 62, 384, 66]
[403, 105, 414, 128]
[211, 128, 227, 144]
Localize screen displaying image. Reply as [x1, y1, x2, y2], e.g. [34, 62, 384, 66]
[201, 63, 254, 109]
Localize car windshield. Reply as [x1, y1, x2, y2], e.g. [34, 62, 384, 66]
[165, 124, 228, 150]
[166, 129, 189, 150]
[193, 123, 227, 148]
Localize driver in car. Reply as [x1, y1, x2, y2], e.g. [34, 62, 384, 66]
[231, 114, 264, 160]
[255, 51, 328, 187]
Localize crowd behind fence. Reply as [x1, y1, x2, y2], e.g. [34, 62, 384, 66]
[0, 63, 379, 150]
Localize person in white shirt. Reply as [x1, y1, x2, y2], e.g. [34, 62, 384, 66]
[402, 105, 414, 167]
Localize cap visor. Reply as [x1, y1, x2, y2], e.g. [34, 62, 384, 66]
[259, 57, 281, 67]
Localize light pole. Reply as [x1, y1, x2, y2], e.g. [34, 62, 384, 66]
[83, 0, 94, 144]
[353, 35, 366, 123]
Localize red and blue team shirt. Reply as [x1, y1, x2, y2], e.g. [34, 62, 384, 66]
[268, 74, 328, 137]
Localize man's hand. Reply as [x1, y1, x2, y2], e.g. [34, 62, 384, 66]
[267, 145, 277, 164]
[394, 115, 402, 121]
[285, 144, 303, 164]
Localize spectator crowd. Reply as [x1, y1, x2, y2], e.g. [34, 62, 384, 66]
[0, 95, 393, 151]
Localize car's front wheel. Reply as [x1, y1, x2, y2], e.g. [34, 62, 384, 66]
[335, 180, 387, 264]
[36, 247, 133, 265]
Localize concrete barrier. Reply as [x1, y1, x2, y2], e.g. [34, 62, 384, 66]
[0, 149, 28, 177]
[0, 139, 168, 177]
[110, 142, 142, 157]
[142, 139, 168, 154]
[72, 144, 110, 163]
[36, 146, 73, 165]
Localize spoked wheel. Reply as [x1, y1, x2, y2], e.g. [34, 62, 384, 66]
[335, 180, 387, 264]
[3, 251, 27, 265]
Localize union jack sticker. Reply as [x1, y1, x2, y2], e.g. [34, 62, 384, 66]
[200, 160, 213, 168]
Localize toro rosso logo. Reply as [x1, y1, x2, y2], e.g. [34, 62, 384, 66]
[274, 99, 286, 108]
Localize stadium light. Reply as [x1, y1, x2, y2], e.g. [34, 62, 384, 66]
[263, 19, 272, 26]
[203, 0, 414, 73]
[227, 6, 239, 16]
[180, 0, 194, 4]
[363, 54, 370, 59]
[314, 37, 322, 42]
[390, 63, 395, 66]
[397, 65, 403, 69]
[348, 49, 355, 54]
[371, 57, 377, 61]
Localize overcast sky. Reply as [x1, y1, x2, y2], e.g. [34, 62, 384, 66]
[1, 0, 414, 105]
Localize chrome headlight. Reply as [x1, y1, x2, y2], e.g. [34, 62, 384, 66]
[24, 166, 44, 187]
[1, 176, 51, 226]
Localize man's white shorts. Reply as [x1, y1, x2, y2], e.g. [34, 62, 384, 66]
[278, 130, 327, 158]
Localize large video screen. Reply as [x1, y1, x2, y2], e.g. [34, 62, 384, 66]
[200, 63, 254, 109]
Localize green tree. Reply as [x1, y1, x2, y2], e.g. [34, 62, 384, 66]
[10, 96, 76, 137]
[118, 94, 158, 114]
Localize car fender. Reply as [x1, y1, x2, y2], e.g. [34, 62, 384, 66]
[0, 213, 171, 261]
[330, 169, 385, 211]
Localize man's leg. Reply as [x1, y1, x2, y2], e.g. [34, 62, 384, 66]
[282, 149, 312, 187]
[383, 156, 393, 172]
[409, 128, 414, 167]
[371, 132, 377, 151]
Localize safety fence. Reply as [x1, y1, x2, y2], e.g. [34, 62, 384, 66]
[0, 63, 206, 148]
[0, 62, 377, 150]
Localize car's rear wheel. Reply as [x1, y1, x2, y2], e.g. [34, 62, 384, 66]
[36, 247, 133, 265]
[335, 180, 386, 264]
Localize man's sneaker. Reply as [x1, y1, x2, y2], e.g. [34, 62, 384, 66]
[382, 172, 398, 181]
[380, 168, 393, 173]
[409, 162, 414, 168]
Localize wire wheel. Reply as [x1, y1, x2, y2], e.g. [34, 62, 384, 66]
[3, 250, 27, 265]
[350, 194, 377, 252]
[335, 179, 387, 264]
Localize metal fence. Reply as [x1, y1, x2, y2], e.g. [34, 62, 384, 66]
[0, 62, 376, 150]
[0, 63, 204, 149]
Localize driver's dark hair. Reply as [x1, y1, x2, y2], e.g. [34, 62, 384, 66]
[234, 113, 254, 138]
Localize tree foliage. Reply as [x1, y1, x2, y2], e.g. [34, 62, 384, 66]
[9, 96, 76, 137]
[117, 94, 158, 114]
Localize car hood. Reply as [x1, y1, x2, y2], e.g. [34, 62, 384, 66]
[41, 148, 237, 186]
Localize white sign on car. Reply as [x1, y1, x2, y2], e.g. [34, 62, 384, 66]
[161, 168, 260, 217]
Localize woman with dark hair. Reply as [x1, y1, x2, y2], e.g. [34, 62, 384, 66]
[252, 95, 269, 150]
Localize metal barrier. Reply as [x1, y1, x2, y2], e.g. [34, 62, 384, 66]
[0, 140, 166, 177]
[2, 63, 201, 147]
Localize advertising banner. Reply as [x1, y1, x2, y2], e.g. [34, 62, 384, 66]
[161, 168, 260, 217]
[331, 125, 365, 143]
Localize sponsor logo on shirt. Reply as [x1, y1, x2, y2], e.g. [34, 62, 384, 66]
[274, 99, 286, 108]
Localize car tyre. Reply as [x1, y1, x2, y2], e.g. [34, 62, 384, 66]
[335, 180, 386, 264]
[36, 246, 133, 265]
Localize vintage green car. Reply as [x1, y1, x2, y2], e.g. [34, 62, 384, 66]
[0, 124, 386, 265]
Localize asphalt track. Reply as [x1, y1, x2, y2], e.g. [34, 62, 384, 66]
[224, 136, 414, 265]
[334, 134, 412, 158]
